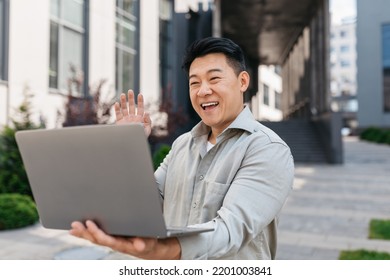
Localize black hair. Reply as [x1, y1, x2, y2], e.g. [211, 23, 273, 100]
[181, 37, 247, 76]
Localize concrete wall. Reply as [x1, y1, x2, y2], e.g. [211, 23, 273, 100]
[0, 83, 7, 126]
[88, 1, 116, 97]
[140, 0, 159, 104]
[7, 0, 51, 126]
[356, 0, 390, 128]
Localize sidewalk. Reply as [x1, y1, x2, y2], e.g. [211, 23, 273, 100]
[0, 136, 389, 260]
[277, 136, 390, 259]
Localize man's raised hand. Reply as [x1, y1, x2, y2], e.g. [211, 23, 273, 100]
[114, 90, 152, 137]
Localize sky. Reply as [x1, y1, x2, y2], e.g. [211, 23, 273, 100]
[329, 0, 357, 24]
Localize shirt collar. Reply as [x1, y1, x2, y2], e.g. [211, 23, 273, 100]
[191, 106, 259, 139]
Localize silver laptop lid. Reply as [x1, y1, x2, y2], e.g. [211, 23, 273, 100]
[16, 124, 169, 237]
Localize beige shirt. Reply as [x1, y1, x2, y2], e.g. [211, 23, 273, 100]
[154, 106, 294, 259]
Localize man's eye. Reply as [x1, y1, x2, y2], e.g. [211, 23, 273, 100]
[210, 77, 221, 82]
[190, 81, 199, 86]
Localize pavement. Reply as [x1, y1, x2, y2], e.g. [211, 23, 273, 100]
[0, 136, 390, 260]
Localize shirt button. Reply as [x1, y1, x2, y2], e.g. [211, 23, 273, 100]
[199, 175, 204, 180]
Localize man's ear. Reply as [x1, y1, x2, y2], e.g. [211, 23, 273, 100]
[239, 71, 250, 92]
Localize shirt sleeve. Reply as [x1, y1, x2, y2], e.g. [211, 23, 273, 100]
[178, 141, 294, 259]
[154, 147, 173, 197]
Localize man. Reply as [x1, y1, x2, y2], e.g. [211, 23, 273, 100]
[70, 37, 294, 260]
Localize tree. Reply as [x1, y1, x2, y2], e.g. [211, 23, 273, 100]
[57, 65, 115, 127]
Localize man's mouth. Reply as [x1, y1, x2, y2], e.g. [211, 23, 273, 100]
[201, 102, 219, 110]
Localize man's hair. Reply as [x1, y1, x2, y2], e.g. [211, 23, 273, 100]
[182, 37, 247, 76]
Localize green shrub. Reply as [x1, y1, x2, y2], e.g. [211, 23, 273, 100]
[152, 144, 171, 170]
[339, 249, 390, 260]
[360, 127, 378, 140]
[360, 127, 390, 145]
[369, 219, 390, 240]
[0, 92, 44, 197]
[383, 130, 390, 145]
[0, 126, 32, 196]
[0, 193, 39, 230]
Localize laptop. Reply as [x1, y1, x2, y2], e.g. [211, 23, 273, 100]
[15, 123, 214, 238]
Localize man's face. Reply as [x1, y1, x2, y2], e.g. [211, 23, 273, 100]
[189, 53, 250, 136]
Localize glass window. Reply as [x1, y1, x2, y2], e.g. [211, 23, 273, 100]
[63, 0, 84, 27]
[383, 24, 390, 112]
[0, 0, 4, 80]
[383, 24, 390, 69]
[275, 91, 281, 110]
[49, 0, 87, 95]
[274, 65, 282, 75]
[263, 84, 269, 106]
[50, 0, 60, 18]
[60, 28, 83, 90]
[159, 0, 173, 100]
[116, 0, 139, 95]
[340, 45, 350, 53]
[340, 60, 350, 67]
[49, 22, 59, 87]
[0, 0, 9, 81]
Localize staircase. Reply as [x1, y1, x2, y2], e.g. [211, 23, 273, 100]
[261, 119, 328, 163]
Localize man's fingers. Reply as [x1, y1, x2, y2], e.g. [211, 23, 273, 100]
[114, 102, 122, 121]
[137, 93, 144, 117]
[85, 220, 119, 248]
[127, 90, 136, 115]
[132, 238, 147, 252]
[120, 93, 129, 116]
[69, 221, 96, 243]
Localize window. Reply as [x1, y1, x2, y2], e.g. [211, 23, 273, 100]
[340, 30, 347, 38]
[49, 0, 88, 96]
[383, 24, 390, 112]
[263, 84, 269, 106]
[275, 91, 281, 110]
[0, 0, 9, 81]
[340, 60, 350, 67]
[274, 65, 282, 75]
[340, 45, 350, 53]
[159, 0, 173, 100]
[116, 0, 139, 95]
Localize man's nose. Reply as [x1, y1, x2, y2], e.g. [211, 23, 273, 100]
[197, 82, 212, 96]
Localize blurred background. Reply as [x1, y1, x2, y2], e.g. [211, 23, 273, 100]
[1, 0, 390, 161]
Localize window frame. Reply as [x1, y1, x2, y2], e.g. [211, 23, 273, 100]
[159, 0, 174, 102]
[263, 84, 270, 106]
[49, 0, 89, 96]
[115, 0, 140, 96]
[0, 0, 9, 82]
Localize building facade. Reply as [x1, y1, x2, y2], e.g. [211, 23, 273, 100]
[356, 0, 390, 128]
[0, 0, 167, 128]
[330, 18, 358, 130]
[251, 65, 283, 121]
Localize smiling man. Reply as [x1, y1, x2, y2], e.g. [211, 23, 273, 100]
[70, 37, 294, 260]
[187, 51, 249, 144]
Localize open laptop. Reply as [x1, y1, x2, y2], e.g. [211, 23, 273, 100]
[15, 123, 214, 238]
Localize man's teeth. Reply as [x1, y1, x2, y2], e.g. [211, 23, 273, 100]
[201, 102, 219, 109]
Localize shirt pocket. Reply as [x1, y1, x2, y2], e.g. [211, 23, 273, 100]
[199, 180, 231, 220]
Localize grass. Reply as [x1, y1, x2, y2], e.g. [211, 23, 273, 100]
[339, 249, 390, 260]
[368, 219, 390, 240]
[338, 219, 390, 260]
